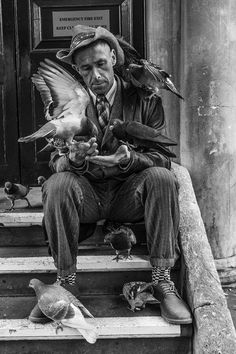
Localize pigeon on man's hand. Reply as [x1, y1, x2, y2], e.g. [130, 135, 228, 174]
[110, 119, 177, 157]
[18, 59, 98, 148]
[4, 181, 31, 211]
[115, 37, 183, 100]
[122, 281, 159, 312]
[104, 225, 136, 262]
[29, 278, 98, 344]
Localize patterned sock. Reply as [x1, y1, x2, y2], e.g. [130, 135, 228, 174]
[56, 272, 76, 286]
[152, 266, 171, 285]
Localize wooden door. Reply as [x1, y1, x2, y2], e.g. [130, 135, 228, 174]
[16, 0, 145, 185]
[0, 0, 20, 185]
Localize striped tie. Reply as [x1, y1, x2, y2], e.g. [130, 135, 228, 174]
[96, 94, 110, 132]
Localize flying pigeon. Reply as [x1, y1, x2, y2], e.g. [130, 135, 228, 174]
[4, 181, 31, 211]
[122, 281, 159, 312]
[104, 225, 137, 262]
[115, 37, 184, 100]
[110, 119, 177, 158]
[18, 59, 98, 148]
[29, 278, 98, 344]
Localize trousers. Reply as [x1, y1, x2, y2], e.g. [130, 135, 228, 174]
[42, 167, 180, 277]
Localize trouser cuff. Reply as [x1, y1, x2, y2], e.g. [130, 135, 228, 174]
[150, 257, 175, 268]
[55, 260, 77, 278]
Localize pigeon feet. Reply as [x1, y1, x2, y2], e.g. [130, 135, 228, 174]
[112, 254, 123, 262]
[55, 323, 63, 334]
[124, 254, 133, 261]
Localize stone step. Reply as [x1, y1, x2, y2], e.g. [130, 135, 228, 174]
[0, 316, 192, 354]
[0, 335, 191, 354]
[0, 294, 192, 353]
[0, 255, 180, 296]
[0, 317, 183, 339]
[0, 223, 146, 248]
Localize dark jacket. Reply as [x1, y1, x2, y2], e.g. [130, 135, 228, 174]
[49, 76, 171, 181]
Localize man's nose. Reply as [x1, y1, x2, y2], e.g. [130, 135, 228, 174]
[92, 68, 101, 80]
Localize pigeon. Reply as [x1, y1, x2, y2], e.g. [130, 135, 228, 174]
[104, 225, 136, 262]
[29, 278, 98, 344]
[18, 58, 98, 148]
[4, 181, 31, 211]
[37, 176, 46, 186]
[122, 281, 159, 312]
[115, 37, 184, 100]
[110, 119, 177, 158]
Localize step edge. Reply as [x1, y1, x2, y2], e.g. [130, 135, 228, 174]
[0, 316, 181, 340]
[0, 255, 152, 273]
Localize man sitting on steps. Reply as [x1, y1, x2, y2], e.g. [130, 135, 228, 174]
[29, 24, 192, 325]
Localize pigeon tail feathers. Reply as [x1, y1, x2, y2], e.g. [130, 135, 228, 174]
[61, 304, 98, 344]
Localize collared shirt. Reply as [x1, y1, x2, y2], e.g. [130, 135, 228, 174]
[89, 78, 117, 108]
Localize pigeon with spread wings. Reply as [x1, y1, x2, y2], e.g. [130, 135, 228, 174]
[18, 59, 98, 147]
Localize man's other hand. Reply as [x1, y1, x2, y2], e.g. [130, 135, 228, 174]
[69, 137, 98, 165]
[86, 145, 131, 167]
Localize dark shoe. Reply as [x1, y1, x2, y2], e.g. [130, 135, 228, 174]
[153, 280, 192, 324]
[28, 303, 52, 324]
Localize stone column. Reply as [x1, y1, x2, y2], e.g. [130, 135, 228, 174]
[180, 0, 236, 281]
[145, 0, 181, 159]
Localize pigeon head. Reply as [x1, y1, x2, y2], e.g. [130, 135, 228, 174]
[104, 232, 113, 244]
[4, 181, 12, 190]
[37, 176, 46, 186]
[128, 63, 144, 80]
[109, 119, 122, 131]
[29, 278, 43, 290]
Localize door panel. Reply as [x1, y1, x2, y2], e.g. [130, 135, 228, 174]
[0, 0, 20, 185]
[16, 0, 143, 185]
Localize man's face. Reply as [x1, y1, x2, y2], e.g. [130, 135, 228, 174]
[73, 42, 116, 95]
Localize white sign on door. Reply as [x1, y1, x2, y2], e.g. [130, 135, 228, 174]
[52, 10, 110, 37]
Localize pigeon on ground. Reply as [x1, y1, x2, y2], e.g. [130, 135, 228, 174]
[18, 59, 98, 148]
[29, 278, 98, 344]
[122, 281, 159, 312]
[104, 225, 137, 262]
[115, 37, 184, 100]
[37, 176, 46, 186]
[4, 181, 31, 211]
[110, 119, 177, 158]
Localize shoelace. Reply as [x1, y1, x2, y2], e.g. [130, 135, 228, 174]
[159, 281, 181, 298]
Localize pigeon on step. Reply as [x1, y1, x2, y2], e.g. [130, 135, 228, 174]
[4, 181, 31, 211]
[37, 176, 47, 186]
[29, 278, 98, 344]
[122, 281, 159, 312]
[104, 225, 136, 262]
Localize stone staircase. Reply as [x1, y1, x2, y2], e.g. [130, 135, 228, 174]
[0, 187, 192, 354]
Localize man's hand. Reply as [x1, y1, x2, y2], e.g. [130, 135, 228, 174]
[86, 145, 131, 167]
[69, 137, 98, 165]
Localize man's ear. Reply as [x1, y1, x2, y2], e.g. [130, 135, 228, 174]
[111, 49, 117, 66]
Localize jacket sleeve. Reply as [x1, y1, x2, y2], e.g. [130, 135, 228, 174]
[117, 95, 171, 173]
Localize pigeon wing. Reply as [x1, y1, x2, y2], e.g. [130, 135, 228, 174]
[31, 73, 53, 121]
[125, 121, 177, 145]
[142, 61, 184, 99]
[51, 282, 94, 318]
[37, 59, 90, 119]
[37, 289, 71, 321]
